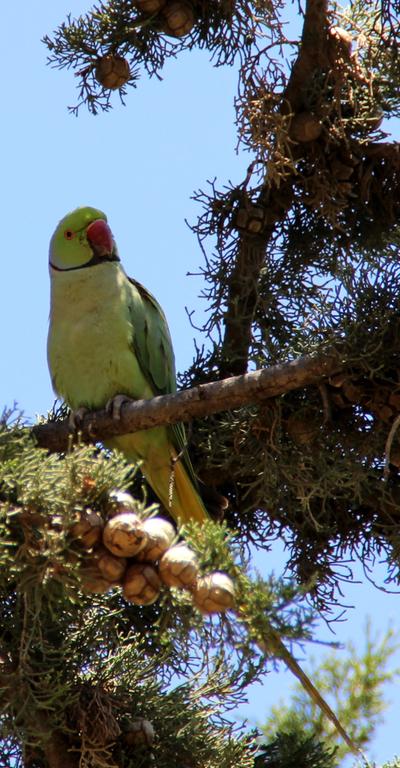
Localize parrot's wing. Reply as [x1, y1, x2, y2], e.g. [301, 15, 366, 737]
[128, 277, 177, 396]
[127, 277, 195, 476]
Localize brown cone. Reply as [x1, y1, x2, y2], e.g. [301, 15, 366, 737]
[95, 56, 131, 90]
[160, 1, 195, 37]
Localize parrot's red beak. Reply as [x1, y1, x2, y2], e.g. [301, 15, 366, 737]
[86, 219, 114, 257]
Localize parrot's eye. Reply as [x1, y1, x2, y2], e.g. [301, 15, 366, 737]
[64, 229, 75, 240]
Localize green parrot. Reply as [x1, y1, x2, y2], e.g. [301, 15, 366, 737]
[47, 206, 208, 524]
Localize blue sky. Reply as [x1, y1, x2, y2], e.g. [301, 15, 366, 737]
[3, 2, 400, 764]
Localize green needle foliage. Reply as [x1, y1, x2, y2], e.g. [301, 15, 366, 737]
[255, 731, 338, 768]
[0, 412, 325, 768]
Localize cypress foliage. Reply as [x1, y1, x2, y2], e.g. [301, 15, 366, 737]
[0, 412, 323, 768]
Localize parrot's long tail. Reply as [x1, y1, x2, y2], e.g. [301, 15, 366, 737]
[166, 456, 209, 524]
[107, 430, 208, 524]
[264, 630, 365, 758]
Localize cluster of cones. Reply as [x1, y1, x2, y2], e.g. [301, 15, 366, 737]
[136, 0, 196, 36]
[73, 490, 235, 615]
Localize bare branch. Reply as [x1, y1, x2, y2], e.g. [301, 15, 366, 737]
[32, 349, 342, 453]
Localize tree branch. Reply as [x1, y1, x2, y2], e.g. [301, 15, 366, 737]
[32, 349, 342, 453]
[284, 0, 330, 112]
[219, 227, 276, 378]
[43, 729, 79, 768]
[219, 0, 330, 377]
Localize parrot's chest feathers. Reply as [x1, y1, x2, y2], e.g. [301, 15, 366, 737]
[48, 264, 149, 409]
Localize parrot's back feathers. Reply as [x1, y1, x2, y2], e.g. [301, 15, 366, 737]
[127, 277, 176, 397]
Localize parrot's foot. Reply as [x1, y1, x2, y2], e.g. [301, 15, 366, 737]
[106, 394, 134, 421]
[68, 407, 89, 430]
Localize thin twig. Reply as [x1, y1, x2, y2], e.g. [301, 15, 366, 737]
[384, 412, 400, 480]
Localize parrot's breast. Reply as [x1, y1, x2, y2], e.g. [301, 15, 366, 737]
[48, 263, 153, 410]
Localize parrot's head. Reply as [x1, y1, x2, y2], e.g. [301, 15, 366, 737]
[49, 206, 119, 271]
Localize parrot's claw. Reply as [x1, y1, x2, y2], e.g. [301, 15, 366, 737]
[106, 394, 134, 421]
[69, 407, 89, 431]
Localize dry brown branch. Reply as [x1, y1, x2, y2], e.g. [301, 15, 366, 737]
[32, 349, 342, 453]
